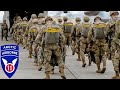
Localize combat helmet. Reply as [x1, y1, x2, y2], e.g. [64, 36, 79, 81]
[63, 16, 68, 21]
[75, 17, 81, 22]
[23, 17, 28, 21]
[83, 16, 90, 22]
[94, 15, 102, 22]
[38, 13, 45, 18]
[58, 18, 62, 22]
[110, 11, 119, 16]
[45, 16, 53, 22]
[31, 14, 37, 19]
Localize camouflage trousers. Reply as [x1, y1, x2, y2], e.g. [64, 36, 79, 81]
[17, 32, 23, 44]
[64, 33, 72, 46]
[112, 46, 120, 72]
[1, 30, 8, 40]
[106, 41, 116, 60]
[44, 44, 64, 73]
[23, 35, 28, 48]
[12, 31, 17, 42]
[92, 40, 107, 69]
[80, 37, 89, 65]
[71, 40, 77, 54]
[75, 37, 81, 60]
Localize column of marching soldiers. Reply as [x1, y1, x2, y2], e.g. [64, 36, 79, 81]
[1, 11, 120, 79]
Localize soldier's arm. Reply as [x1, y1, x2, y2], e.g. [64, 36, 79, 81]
[113, 33, 120, 46]
[60, 30, 65, 45]
[35, 26, 45, 43]
[87, 25, 93, 43]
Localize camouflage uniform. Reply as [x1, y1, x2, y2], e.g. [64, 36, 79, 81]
[112, 31, 120, 79]
[20, 17, 28, 49]
[107, 11, 120, 79]
[74, 19, 83, 61]
[87, 16, 107, 73]
[57, 18, 67, 57]
[27, 19, 39, 60]
[10, 21, 16, 40]
[35, 17, 66, 79]
[38, 13, 45, 25]
[35, 18, 46, 71]
[16, 19, 23, 45]
[80, 16, 92, 67]
[63, 16, 73, 47]
[1, 20, 8, 41]
[71, 17, 81, 60]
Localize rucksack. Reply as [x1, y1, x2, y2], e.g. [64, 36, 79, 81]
[44, 26, 60, 44]
[81, 23, 91, 38]
[93, 23, 106, 39]
[63, 22, 73, 33]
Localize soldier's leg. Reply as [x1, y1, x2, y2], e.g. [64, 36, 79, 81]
[37, 47, 43, 71]
[28, 42, 32, 58]
[71, 40, 76, 55]
[1, 30, 3, 41]
[44, 48, 52, 79]
[68, 34, 72, 47]
[23, 37, 26, 49]
[5, 31, 8, 41]
[33, 44, 39, 66]
[112, 50, 120, 79]
[94, 45, 101, 73]
[80, 42, 86, 67]
[100, 46, 107, 73]
[54, 46, 66, 79]
[76, 40, 81, 61]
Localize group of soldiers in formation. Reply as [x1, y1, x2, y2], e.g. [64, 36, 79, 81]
[1, 11, 120, 79]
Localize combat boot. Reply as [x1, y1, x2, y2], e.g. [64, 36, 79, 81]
[45, 71, 50, 79]
[96, 64, 101, 73]
[112, 71, 120, 79]
[59, 65, 66, 79]
[100, 68, 106, 74]
[38, 62, 42, 71]
[82, 63, 86, 67]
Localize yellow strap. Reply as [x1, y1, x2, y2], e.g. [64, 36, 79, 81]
[94, 24, 106, 28]
[82, 24, 90, 27]
[45, 27, 60, 32]
[64, 24, 73, 26]
[29, 29, 36, 32]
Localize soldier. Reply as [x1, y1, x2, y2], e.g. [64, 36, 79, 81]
[87, 16, 107, 73]
[57, 18, 63, 28]
[38, 13, 45, 25]
[112, 22, 120, 79]
[106, 11, 119, 61]
[1, 20, 8, 41]
[107, 11, 120, 79]
[16, 18, 23, 45]
[80, 16, 92, 67]
[27, 14, 37, 29]
[10, 20, 16, 40]
[35, 18, 46, 71]
[27, 19, 39, 66]
[71, 17, 81, 60]
[35, 16, 66, 79]
[21, 17, 28, 49]
[63, 16, 73, 47]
